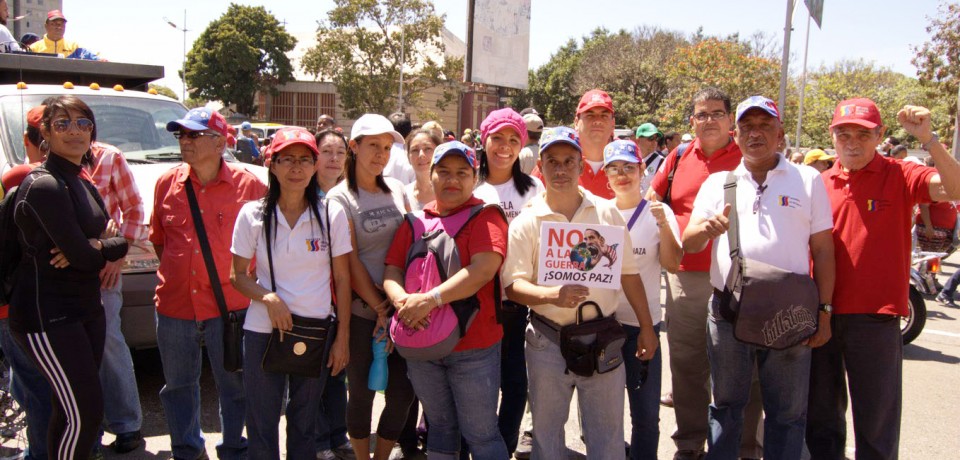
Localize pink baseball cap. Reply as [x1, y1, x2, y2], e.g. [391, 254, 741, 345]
[46, 10, 67, 22]
[480, 108, 528, 145]
[830, 98, 882, 129]
[577, 89, 614, 115]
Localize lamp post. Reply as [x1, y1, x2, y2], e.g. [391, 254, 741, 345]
[164, 11, 188, 102]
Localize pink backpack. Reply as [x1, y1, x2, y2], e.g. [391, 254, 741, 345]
[391, 204, 504, 361]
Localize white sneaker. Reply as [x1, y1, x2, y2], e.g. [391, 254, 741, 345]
[317, 449, 337, 460]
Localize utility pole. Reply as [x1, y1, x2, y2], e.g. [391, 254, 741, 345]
[165, 11, 188, 102]
[795, 11, 812, 149]
[778, 0, 796, 133]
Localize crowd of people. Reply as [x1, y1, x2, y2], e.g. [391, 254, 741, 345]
[0, 82, 955, 460]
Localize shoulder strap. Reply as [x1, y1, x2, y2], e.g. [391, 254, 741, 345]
[184, 180, 231, 321]
[627, 200, 648, 231]
[723, 171, 741, 258]
[663, 142, 690, 205]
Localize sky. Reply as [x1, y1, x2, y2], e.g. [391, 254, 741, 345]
[49, 0, 946, 99]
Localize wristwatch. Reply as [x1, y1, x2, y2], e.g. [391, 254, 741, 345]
[922, 133, 940, 151]
[818, 303, 833, 314]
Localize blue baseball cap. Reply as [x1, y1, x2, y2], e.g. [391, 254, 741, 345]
[602, 140, 641, 167]
[538, 126, 581, 156]
[432, 141, 477, 168]
[240, 121, 252, 130]
[166, 108, 229, 136]
[735, 96, 781, 123]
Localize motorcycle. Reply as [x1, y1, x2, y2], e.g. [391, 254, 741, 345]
[906, 251, 943, 345]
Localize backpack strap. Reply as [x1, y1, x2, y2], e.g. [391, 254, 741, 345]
[662, 142, 690, 205]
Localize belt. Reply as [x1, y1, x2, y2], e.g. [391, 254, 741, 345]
[530, 312, 562, 345]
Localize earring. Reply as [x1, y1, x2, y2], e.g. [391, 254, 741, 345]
[39, 139, 50, 155]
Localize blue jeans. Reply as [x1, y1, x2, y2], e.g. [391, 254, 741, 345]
[99, 278, 143, 434]
[156, 313, 247, 460]
[526, 323, 625, 460]
[623, 323, 662, 460]
[244, 331, 327, 460]
[706, 298, 811, 460]
[497, 305, 528, 453]
[0, 318, 52, 460]
[315, 371, 349, 451]
[406, 343, 507, 460]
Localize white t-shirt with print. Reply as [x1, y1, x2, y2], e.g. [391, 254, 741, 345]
[615, 202, 679, 326]
[231, 199, 353, 334]
[474, 176, 545, 223]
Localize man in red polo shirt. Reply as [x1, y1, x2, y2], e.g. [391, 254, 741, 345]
[646, 87, 762, 460]
[806, 99, 960, 460]
[151, 108, 266, 460]
[531, 89, 617, 198]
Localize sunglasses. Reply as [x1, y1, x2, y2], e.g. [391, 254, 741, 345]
[173, 131, 220, 140]
[51, 118, 94, 133]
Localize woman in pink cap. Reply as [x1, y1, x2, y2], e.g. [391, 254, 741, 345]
[473, 107, 544, 455]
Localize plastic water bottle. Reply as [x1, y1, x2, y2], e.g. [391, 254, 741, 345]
[368, 329, 388, 391]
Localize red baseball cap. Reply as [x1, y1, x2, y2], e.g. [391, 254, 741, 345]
[830, 98, 882, 130]
[46, 10, 67, 22]
[268, 126, 320, 158]
[27, 105, 45, 129]
[577, 89, 614, 115]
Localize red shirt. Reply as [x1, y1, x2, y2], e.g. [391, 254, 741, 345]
[149, 161, 267, 320]
[385, 196, 508, 351]
[916, 201, 958, 229]
[530, 161, 615, 199]
[650, 138, 742, 272]
[823, 154, 936, 316]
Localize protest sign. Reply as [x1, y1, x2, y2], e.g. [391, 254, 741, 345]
[537, 222, 624, 290]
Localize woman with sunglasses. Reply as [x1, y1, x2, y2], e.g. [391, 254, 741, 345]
[603, 139, 681, 459]
[9, 95, 128, 459]
[326, 114, 415, 460]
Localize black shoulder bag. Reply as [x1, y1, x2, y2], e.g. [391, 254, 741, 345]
[261, 200, 338, 378]
[718, 172, 820, 349]
[184, 180, 246, 373]
[559, 301, 627, 377]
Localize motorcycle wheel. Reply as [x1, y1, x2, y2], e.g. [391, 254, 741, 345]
[902, 285, 927, 345]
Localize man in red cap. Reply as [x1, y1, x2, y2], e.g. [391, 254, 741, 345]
[531, 89, 618, 198]
[29, 9, 100, 59]
[807, 99, 960, 460]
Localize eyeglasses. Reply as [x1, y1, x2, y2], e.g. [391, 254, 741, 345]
[273, 156, 317, 167]
[603, 163, 640, 176]
[51, 118, 94, 133]
[692, 111, 729, 122]
[173, 131, 220, 140]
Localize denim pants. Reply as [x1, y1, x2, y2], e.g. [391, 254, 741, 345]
[244, 330, 327, 460]
[99, 277, 143, 435]
[315, 371, 349, 451]
[156, 313, 247, 460]
[0, 318, 52, 460]
[526, 322, 625, 460]
[406, 343, 508, 460]
[623, 323, 662, 460]
[497, 304, 529, 453]
[705, 299, 811, 460]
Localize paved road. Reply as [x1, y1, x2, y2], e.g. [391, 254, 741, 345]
[11, 258, 955, 459]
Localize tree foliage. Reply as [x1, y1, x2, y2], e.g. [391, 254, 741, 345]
[148, 83, 179, 100]
[301, 0, 463, 119]
[184, 3, 296, 116]
[912, 1, 960, 140]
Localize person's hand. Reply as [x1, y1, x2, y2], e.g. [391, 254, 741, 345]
[649, 196, 668, 228]
[396, 293, 435, 329]
[553, 284, 590, 309]
[327, 333, 349, 376]
[923, 225, 936, 239]
[370, 296, 392, 316]
[262, 292, 292, 331]
[897, 105, 934, 144]
[804, 312, 832, 348]
[373, 316, 395, 353]
[701, 204, 732, 240]
[636, 326, 658, 360]
[49, 246, 70, 268]
[101, 219, 119, 239]
[99, 259, 122, 289]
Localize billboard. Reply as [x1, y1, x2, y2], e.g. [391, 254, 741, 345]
[469, 0, 532, 90]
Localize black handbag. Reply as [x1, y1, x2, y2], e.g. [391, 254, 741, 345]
[718, 172, 820, 350]
[558, 301, 627, 377]
[184, 180, 245, 373]
[260, 200, 337, 377]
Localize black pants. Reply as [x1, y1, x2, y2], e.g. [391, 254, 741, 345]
[345, 315, 416, 440]
[14, 311, 106, 460]
[806, 314, 902, 460]
[497, 302, 529, 453]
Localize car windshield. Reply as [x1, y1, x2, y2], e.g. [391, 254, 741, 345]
[0, 94, 187, 165]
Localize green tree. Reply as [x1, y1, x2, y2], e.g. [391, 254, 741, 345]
[184, 3, 296, 116]
[148, 83, 179, 100]
[912, 1, 960, 140]
[301, 0, 463, 119]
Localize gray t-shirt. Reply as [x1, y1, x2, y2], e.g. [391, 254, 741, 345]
[327, 177, 409, 319]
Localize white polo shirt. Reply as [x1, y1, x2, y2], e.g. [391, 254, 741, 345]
[474, 176, 545, 223]
[616, 202, 679, 327]
[232, 199, 353, 334]
[691, 156, 833, 291]
[502, 188, 639, 325]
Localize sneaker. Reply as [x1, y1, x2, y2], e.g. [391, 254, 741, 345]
[332, 440, 357, 460]
[110, 429, 144, 454]
[389, 444, 426, 460]
[514, 431, 532, 459]
[317, 449, 338, 460]
[937, 292, 959, 307]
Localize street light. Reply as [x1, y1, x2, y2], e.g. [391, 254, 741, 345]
[164, 11, 188, 102]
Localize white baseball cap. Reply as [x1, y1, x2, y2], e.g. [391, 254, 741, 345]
[350, 114, 404, 144]
[681, 133, 694, 142]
